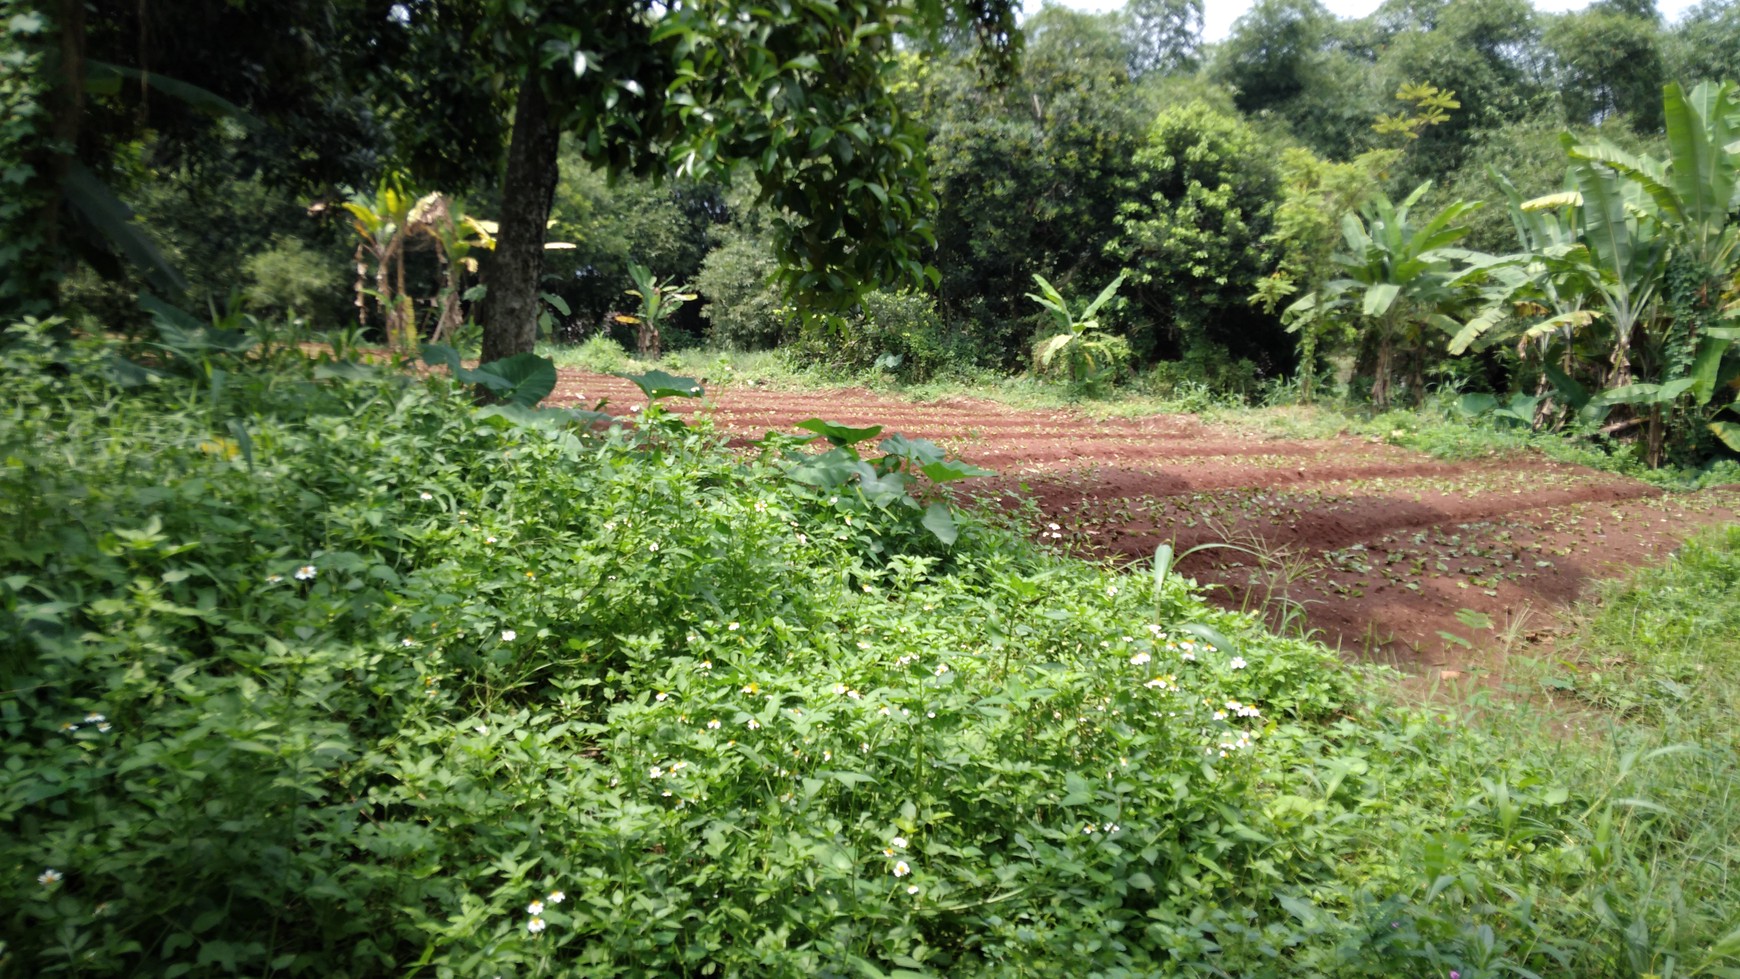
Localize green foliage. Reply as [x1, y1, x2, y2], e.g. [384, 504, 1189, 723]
[695, 227, 790, 351]
[1111, 100, 1289, 368]
[1668, 0, 1740, 89]
[1255, 147, 1396, 399]
[1286, 182, 1489, 407]
[1028, 272, 1133, 394]
[4, 322, 1740, 976]
[543, 160, 725, 341]
[0, 1, 57, 320]
[923, 10, 1148, 365]
[620, 263, 697, 360]
[1451, 82, 1740, 466]
[791, 291, 987, 383]
[242, 237, 343, 320]
[1544, 3, 1665, 130]
[560, 333, 631, 374]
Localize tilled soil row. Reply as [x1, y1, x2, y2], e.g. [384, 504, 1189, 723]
[547, 370, 1740, 670]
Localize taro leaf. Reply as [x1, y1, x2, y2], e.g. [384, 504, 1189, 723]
[142, 294, 256, 357]
[1456, 392, 1498, 418]
[786, 448, 870, 489]
[878, 433, 946, 468]
[1175, 622, 1235, 655]
[475, 404, 613, 432]
[795, 418, 884, 448]
[616, 369, 703, 400]
[857, 468, 912, 505]
[479, 352, 558, 408]
[423, 344, 556, 408]
[922, 502, 959, 546]
[920, 458, 995, 484]
[540, 291, 571, 316]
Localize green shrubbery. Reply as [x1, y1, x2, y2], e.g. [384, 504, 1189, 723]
[790, 291, 990, 383]
[2, 320, 1737, 977]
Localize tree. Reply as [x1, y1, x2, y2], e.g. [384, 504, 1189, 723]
[1211, 0, 1332, 116]
[1, 0, 404, 319]
[1109, 101, 1287, 367]
[1666, 0, 1740, 90]
[1544, 4, 1665, 129]
[1121, 0, 1204, 77]
[465, 0, 1020, 364]
[922, 7, 1145, 364]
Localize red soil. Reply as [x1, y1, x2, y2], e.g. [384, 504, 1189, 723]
[546, 370, 1740, 672]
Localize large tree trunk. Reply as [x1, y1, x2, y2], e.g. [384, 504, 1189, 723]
[478, 75, 562, 364]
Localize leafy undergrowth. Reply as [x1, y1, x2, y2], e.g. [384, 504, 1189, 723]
[2, 322, 1737, 977]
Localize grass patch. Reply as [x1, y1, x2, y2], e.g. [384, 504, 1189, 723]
[3, 323, 1737, 977]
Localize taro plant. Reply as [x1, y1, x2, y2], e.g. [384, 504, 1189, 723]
[771, 419, 991, 547]
[1028, 272, 1131, 394]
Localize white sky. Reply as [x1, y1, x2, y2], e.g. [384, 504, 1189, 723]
[1027, 0, 1703, 43]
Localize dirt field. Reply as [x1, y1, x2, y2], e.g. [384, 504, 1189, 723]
[549, 370, 1740, 673]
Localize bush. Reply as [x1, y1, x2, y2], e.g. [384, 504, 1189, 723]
[4, 319, 1737, 977]
[790, 291, 989, 383]
[243, 236, 343, 320]
[695, 234, 790, 350]
[1133, 342, 1264, 405]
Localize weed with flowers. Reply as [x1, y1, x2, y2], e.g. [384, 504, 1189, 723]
[1, 319, 1737, 977]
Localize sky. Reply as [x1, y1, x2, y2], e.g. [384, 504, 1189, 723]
[1026, 0, 1703, 43]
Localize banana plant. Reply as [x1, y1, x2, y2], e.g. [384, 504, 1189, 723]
[1285, 183, 1486, 407]
[341, 175, 419, 351]
[410, 195, 496, 344]
[1028, 272, 1129, 390]
[619, 262, 696, 359]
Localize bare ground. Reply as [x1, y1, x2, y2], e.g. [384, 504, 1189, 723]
[548, 370, 1740, 673]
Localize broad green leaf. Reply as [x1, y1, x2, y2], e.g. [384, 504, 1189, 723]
[615, 369, 704, 400]
[1710, 420, 1740, 452]
[794, 418, 883, 447]
[478, 353, 558, 408]
[919, 459, 994, 484]
[922, 502, 959, 546]
[1688, 336, 1732, 405]
[877, 433, 945, 467]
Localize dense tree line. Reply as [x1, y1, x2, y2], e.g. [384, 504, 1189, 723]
[4, 0, 1738, 459]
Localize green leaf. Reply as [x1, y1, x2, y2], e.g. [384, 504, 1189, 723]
[615, 369, 704, 400]
[917, 458, 993, 484]
[64, 163, 187, 298]
[877, 433, 945, 468]
[922, 502, 959, 546]
[1710, 420, 1740, 452]
[540, 291, 571, 316]
[794, 418, 883, 448]
[478, 353, 558, 408]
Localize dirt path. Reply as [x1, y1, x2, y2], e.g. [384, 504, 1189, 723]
[548, 370, 1740, 672]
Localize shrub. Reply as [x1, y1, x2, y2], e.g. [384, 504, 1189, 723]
[694, 234, 790, 350]
[790, 290, 989, 383]
[243, 236, 343, 320]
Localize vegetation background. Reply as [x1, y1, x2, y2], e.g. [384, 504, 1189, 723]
[2, 0, 1739, 974]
